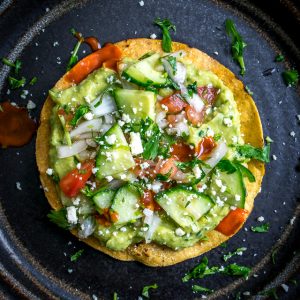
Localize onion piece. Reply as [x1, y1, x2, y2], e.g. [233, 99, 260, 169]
[156, 111, 168, 129]
[57, 140, 87, 158]
[70, 119, 102, 138]
[78, 216, 95, 239]
[203, 141, 228, 173]
[144, 212, 161, 243]
[186, 93, 205, 113]
[90, 94, 117, 117]
[76, 150, 97, 161]
[85, 139, 98, 148]
[104, 114, 115, 125]
[162, 57, 187, 85]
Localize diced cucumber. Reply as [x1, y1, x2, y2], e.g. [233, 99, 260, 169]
[122, 53, 167, 87]
[96, 147, 135, 179]
[110, 184, 142, 225]
[102, 124, 128, 147]
[208, 168, 246, 208]
[92, 189, 116, 213]
[114, 89, 156, 122]
[155, 187, 213, 232]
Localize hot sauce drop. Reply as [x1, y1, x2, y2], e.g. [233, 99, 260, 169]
[0, 101, 37, 147]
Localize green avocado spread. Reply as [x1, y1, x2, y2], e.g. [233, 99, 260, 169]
[47, 51, 250, 251]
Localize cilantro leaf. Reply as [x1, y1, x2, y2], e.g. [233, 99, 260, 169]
[259, 288, 279, 300]
[271, 248, 278, 265]
[139, 52, 155, 60]
[141, 283, 158, 298]
[192, 285, 213, 294]
[282, 69, 299, 86]
[182, 256, 209, 282]
[8, 76, 26, 89]
[216, 159, 237, 174]
[236, 143, 270, 163]
[223, 247, 247, 262]
[70, 249, 84, 262]
[69, 105, 90, 126]
[187, 81, 198, 97]
[222, 264, 251, 278]
[275, 54, 284, 62]
[66, 28, 84, 71]
[154, 18, 176, 52]
[47, 209, 70, 229]
[113, 292, 119, 300]
[29, 76, 38, 86]
[2, 58, 22, 74]
[235, 163, 255, 182]
[245, 85, 253, 95]
[225, 19, 247, 76]
[167, 56, 177, 75]
[251, 223, 270, 233]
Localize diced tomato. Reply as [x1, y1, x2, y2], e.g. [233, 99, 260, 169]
[65, 43, 122, 84]
[95, 213, 111, 227]
[215, 208, 248, 236]
[196, 136, 216, 160]
[141, 190, 161, 211]
[109, 210, 119, 223]
[171, 142, 194, 162]
[166, 112, 186, 126]
[132, 158, 156, 179]
[59, 160, 94, 197]
[197, 86, 219, 105]
[155, 157, 178, 179]
[185, 105, 206, 126]
[160, 93, 187, 113]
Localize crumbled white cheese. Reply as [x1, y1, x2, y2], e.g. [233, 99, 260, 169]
[235, 194, 241, 201]
[120, 227, 127, 232]
[272, 154, 277, 161]
[122, 114, 131, 123]
[281, 284, 289, 292]
[66, 206, 78, 224]
[206, 128, 215, 137]
[150, 33, 157, 39]
[290, 216, 296, 225]
[73, 197, 80, 206]
[140, 162, 150, 169]
[46, 168, 53, 175]
[129, 132, 143, 155]
[120, 174, 127, 180]
[198, 184, 207, 193]
[161, 104, 168, 111]
[214, 51, 219, 55]
[76, 163, 82, 169]
[215, 179, 223, 188]
[84, 112, 94, 120]
[92, 295, 98, 300]
[257, 216, 264, 222]
[223, 117, 233, 127]
[296, 114, 300, 121]
[105, 134, 117, 145]
[118, 120, 125, 127]
[27, 100, 36, 110]
[106, 176, 113, 182]
[151, 181, 163, 193]
[53, 41, 59, 47]
[175, 228, 185, 236]
[16, 182, 22, 191]
[232, 135, 238, 144]
[290, 131, 296, 137]
[92, 167, 99, 174]
[192, 165, 203, 179]
[139, 0, 144, 6]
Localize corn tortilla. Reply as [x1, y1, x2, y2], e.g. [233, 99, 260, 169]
[36, 38, 264, 267]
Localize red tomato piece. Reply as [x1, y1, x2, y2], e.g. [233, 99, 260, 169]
[171, 142, 194, 162]
[197, 86, 219, 105]
[196, 136, 216, 160]
[155, 157, 178, 179]
[185, 105, 206, 126]
[109, 210, 119, 223]
[215, 208, 248, 236]
[132, 158, 156, 179]
[59, 160, 94, 197]
[160, 93, 187, 113]
[141, 190, 161, 211]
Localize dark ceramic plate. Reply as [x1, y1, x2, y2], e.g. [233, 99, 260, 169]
[0, 0, 299, 299]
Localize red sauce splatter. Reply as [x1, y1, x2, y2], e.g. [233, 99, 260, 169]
[196, 136, 216, 160]
[0, 102, 36, 147]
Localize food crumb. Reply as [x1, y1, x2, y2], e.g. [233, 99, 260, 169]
[67, 268, 73, 274]
[27, 100, 36, 110]
[214, 51, 219, 55]
[296, 114, 300, 121]
[243, 291, 250, 296]
[257, 216, 264, 222]
[272, 154, 277, 161]
[53, 41, 59, 47]
[290, 131, 295, 137]
[281, 283, 289, 292]
[139, 0, 144, 6]
[16, 182, 22, 190]
[150, 33, 157, 39]
[45, 7, 50, 12]
[290, 216, 296, 225]
[92, 295, 98, 300]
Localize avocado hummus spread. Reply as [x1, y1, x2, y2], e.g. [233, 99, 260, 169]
[36, 39, 265, 266]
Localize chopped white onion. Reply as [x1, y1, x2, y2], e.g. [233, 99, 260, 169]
[162, 57, 186, 85]
[85, 139, 98, 148]
[203, 141, 228, 173]
[144, 213, 161, 243]
[70, 118, 102, 138]
[76, 150, 97, 161]
[186, 93, 205, 113]
[78, 216, 95, 239]
[172, 169, 188, 182]
[90, 93, 117, 117]
[57, 140, 87, 158]
[166, 121, 189, 137]
[143, 208, 154, 217]
[156, 111, 168, 129]
[104, 114, 115, 125]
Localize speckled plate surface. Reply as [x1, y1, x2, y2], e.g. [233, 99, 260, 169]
[0, 0, 299, 299]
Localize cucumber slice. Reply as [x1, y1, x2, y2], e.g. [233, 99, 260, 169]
[208, 168, 246, 208]
[114, 89, 156, 122]
[122, 53, 167, 87]
[93, 189, 116, 213]
[96, 147, 135, 179]
[155, 187, 213, 232]
[110, 184, 142, 225]
[101, 123, 128, 147]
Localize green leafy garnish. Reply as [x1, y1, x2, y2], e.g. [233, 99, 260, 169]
[70, 249, 84, 262]
[245, 85, 253, 95]
[167, 56, 177, 75]
[259, 288, 279, 300]
[113, 292, 119, 300]
[81, 185, 95, 197]
[47, 209, 70, 229]
[139, 52, 154, 60]
[251, 223, 270, 233]
[236, 163, 255, 182]
[156, 169, 173, 181]
[222, 264, 251, 278]
[187, 81, 198, 97]
[192, 285, 213, 294]
[265, 136, 273, 143]
[275, 54, 284, 62]
[271, 248, 278, 264]
[29, 76, 38, 86]
[282, 69, 299, 86]
[8, 76, 26, 89]
[177, 159, 208, 177]
[225, 19, 247, 76]
[69, 105, 90, 126]
[223, 247, 247, 262]
[220, 242, 228, 248]
[67, 28, 84, 71]
[236, 143, 270, 163]
[216, 160, 237, 174]
[154, 18, 176, 52]
[141, 283, 158, 298]
[2, 58, 22, 74]
[182, 256, 210, 282]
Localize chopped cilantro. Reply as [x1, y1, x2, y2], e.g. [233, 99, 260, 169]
[81, 185, 95, 198]
[8, 76, 26, 89]
[245, 85, 253, 95]
[182, 256, 210, 282]
[223, 247, 247, 262]
[260, 288, 279, 300]
[222, 264, 251, 278]
[220, 242, 228, 248]
[69, 105, 90, 126]
[139, 52, 154, 60]
[70, 249, 84, 262]
[177, 158, 209, 174]
[167, 56, 177, 75]
[275, 54, 284, 62]
[282, 69, 299, 86]
[266, 136, 273, 143]
[225, 19, 247, 75]
[236, 143, 270, 163]
[192, 285, 213, 294]
[141, 283, 158, 298]
[271, 248, 278, 265]
[47, 209, 70, 229]
[113, 292, 119, 300]
[29, 76, 38, 86]
[213, 133, 222, 141]
[251, 223, 270, 233]
[198, 129, 206, 137]
[154, 18, 176, 52]
[216, 159, 237, 174]
[187, 81, 198, 97]
[235, 163, 256, 182]
[156, 169, 172, 181]
[2, 57, 22, 74]
[66, 28, 84, 71]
